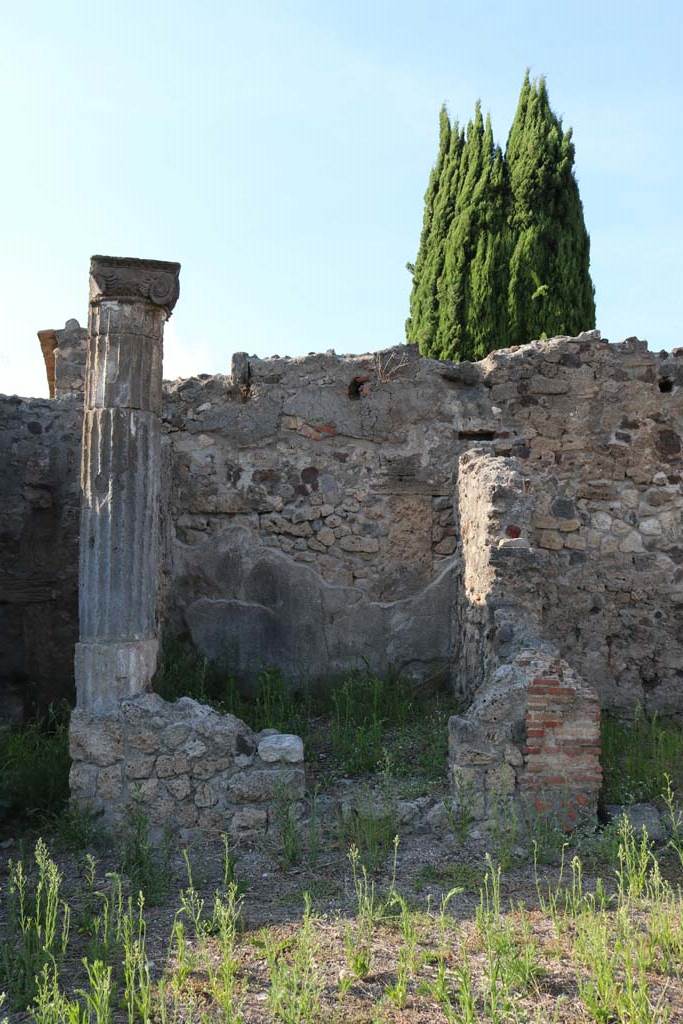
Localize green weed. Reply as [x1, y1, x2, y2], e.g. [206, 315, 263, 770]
[208, 884, 245, 1023]
[601, 710, 683, 804]
[414, 862, 482, 894]
[220, 831, 242, 893]
[51, 804, 106, 853]
[0, 706, 71, 820]
[178, 848, 208, 938]
[266, 894, 323, 1024]
[443, 769, 476, 844]
[615, 816, 655, 904]
[340, 844, 384, 987]
[337, 794, 398, 872]
[385, 891, 419, 1008]
[0, 839, 71, 1010]
[82, 870, 126, 965]
[154, 640, 310, 736]
[274, 786, 302, 869]
[575, 907, 669, 1023]
[79, 958, 113, 1024]
[122, 894, 153, 1024]
[662, 773, 683, 869]
[118, 805, 172, 905]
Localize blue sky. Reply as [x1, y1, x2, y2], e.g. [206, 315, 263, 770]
[1, 0, 681, 397]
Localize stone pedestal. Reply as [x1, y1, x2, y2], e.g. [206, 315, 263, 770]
[75, 256, 180, 714]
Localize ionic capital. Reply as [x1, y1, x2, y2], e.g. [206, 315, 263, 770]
[89, 255, 181, 315]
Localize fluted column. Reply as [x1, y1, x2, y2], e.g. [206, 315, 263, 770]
[75, 256, 180, 714]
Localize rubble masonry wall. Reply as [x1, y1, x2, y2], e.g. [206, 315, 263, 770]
[2, 331, 682, 721]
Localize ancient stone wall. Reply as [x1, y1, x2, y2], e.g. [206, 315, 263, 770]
[0, 320, 86, 721]
[445, 333, 681, 826]
[70, 694, 305, 841]
[1, 329, 681, 729]
[160, 332, 683, 715]
[161, 346, 480, 688]
[475, 335, 683, 716]
[0, 394, 81, 722]
[2, 300, 681, 834]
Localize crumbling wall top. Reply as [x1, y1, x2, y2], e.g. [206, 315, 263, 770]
[37, 319, 87, 399]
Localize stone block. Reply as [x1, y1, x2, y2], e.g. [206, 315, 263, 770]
[227, 767, 305, 803]
[338, 535, 380, 553]
[257, 734, 304, 763]
[229, 806, 268, 836]
[434, 535, 457, 555]
[125, 753, 156, 779]
[156, 754, 190, 778]
[195, 780, 221, 808]
[75, 640, 159, 715]
[70, 713, 124, 767]
[96, 764, 124, 801]
[605, 803, 666, 843]
[166, 775, 192, 801]
[69, 762, 99, 800]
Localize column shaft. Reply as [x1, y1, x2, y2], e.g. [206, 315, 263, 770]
[75, 256, 180, 714]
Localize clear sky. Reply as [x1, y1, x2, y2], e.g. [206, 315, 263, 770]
[1, 0, 681, 398]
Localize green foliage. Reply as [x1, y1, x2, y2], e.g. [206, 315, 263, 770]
[155, 639, 455, 782]
[118, 805, 172, 905]
[487, 797, 521, 872]
[81, 869, 126, 967]
[207, 884, 245, 1022]
[407, 72, 595, 360]
[329, 672, 388, 774]
[0, 705, 71, 820]
[338, 795, 399, 872]
[615, 815, 657, 904]
[274, 785, 302, 869]
[521, 802, 568, 865]
[433, 106, 509, 362]
[475, 858, 543, 1017]
[506, 71, 595, 345]
[444, 769, 477, 844]
[265, 894, 323, 1024]
[154, 639, 311, 736]
[30, 963, 77, 1024]
[221, 831, 242, 892]
[121, 894, 153, 1024]
[51, 804, 107, 853]
[153, 636, 245, 712]
[326, 670, 453, 778]
[78, 958, 113, 1024]
[662, 773, 683, 869]
[0, 839, 71, 1010]
[601, 710, 683, 803]
[414, 861, 482, 894]
[385, 890, 421, 1007]
[574, 905, 671, 1023]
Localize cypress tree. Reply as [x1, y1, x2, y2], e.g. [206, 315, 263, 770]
[405, 106, 450, 344]
[406, 111, 466, 352]
[407, 73, 595, 360]
[506, 73, 595, 344]
[428, 105, 509, 361]
[465, 140, 509, 358]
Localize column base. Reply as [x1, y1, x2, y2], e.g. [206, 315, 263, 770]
[75, 638, 159, 715]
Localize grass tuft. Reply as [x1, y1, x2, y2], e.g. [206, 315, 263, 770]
[601, 710, 683, 804]
[0, 706, 71, 822]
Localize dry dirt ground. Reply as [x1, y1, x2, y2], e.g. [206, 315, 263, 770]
[2, 793, 683, 1024]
